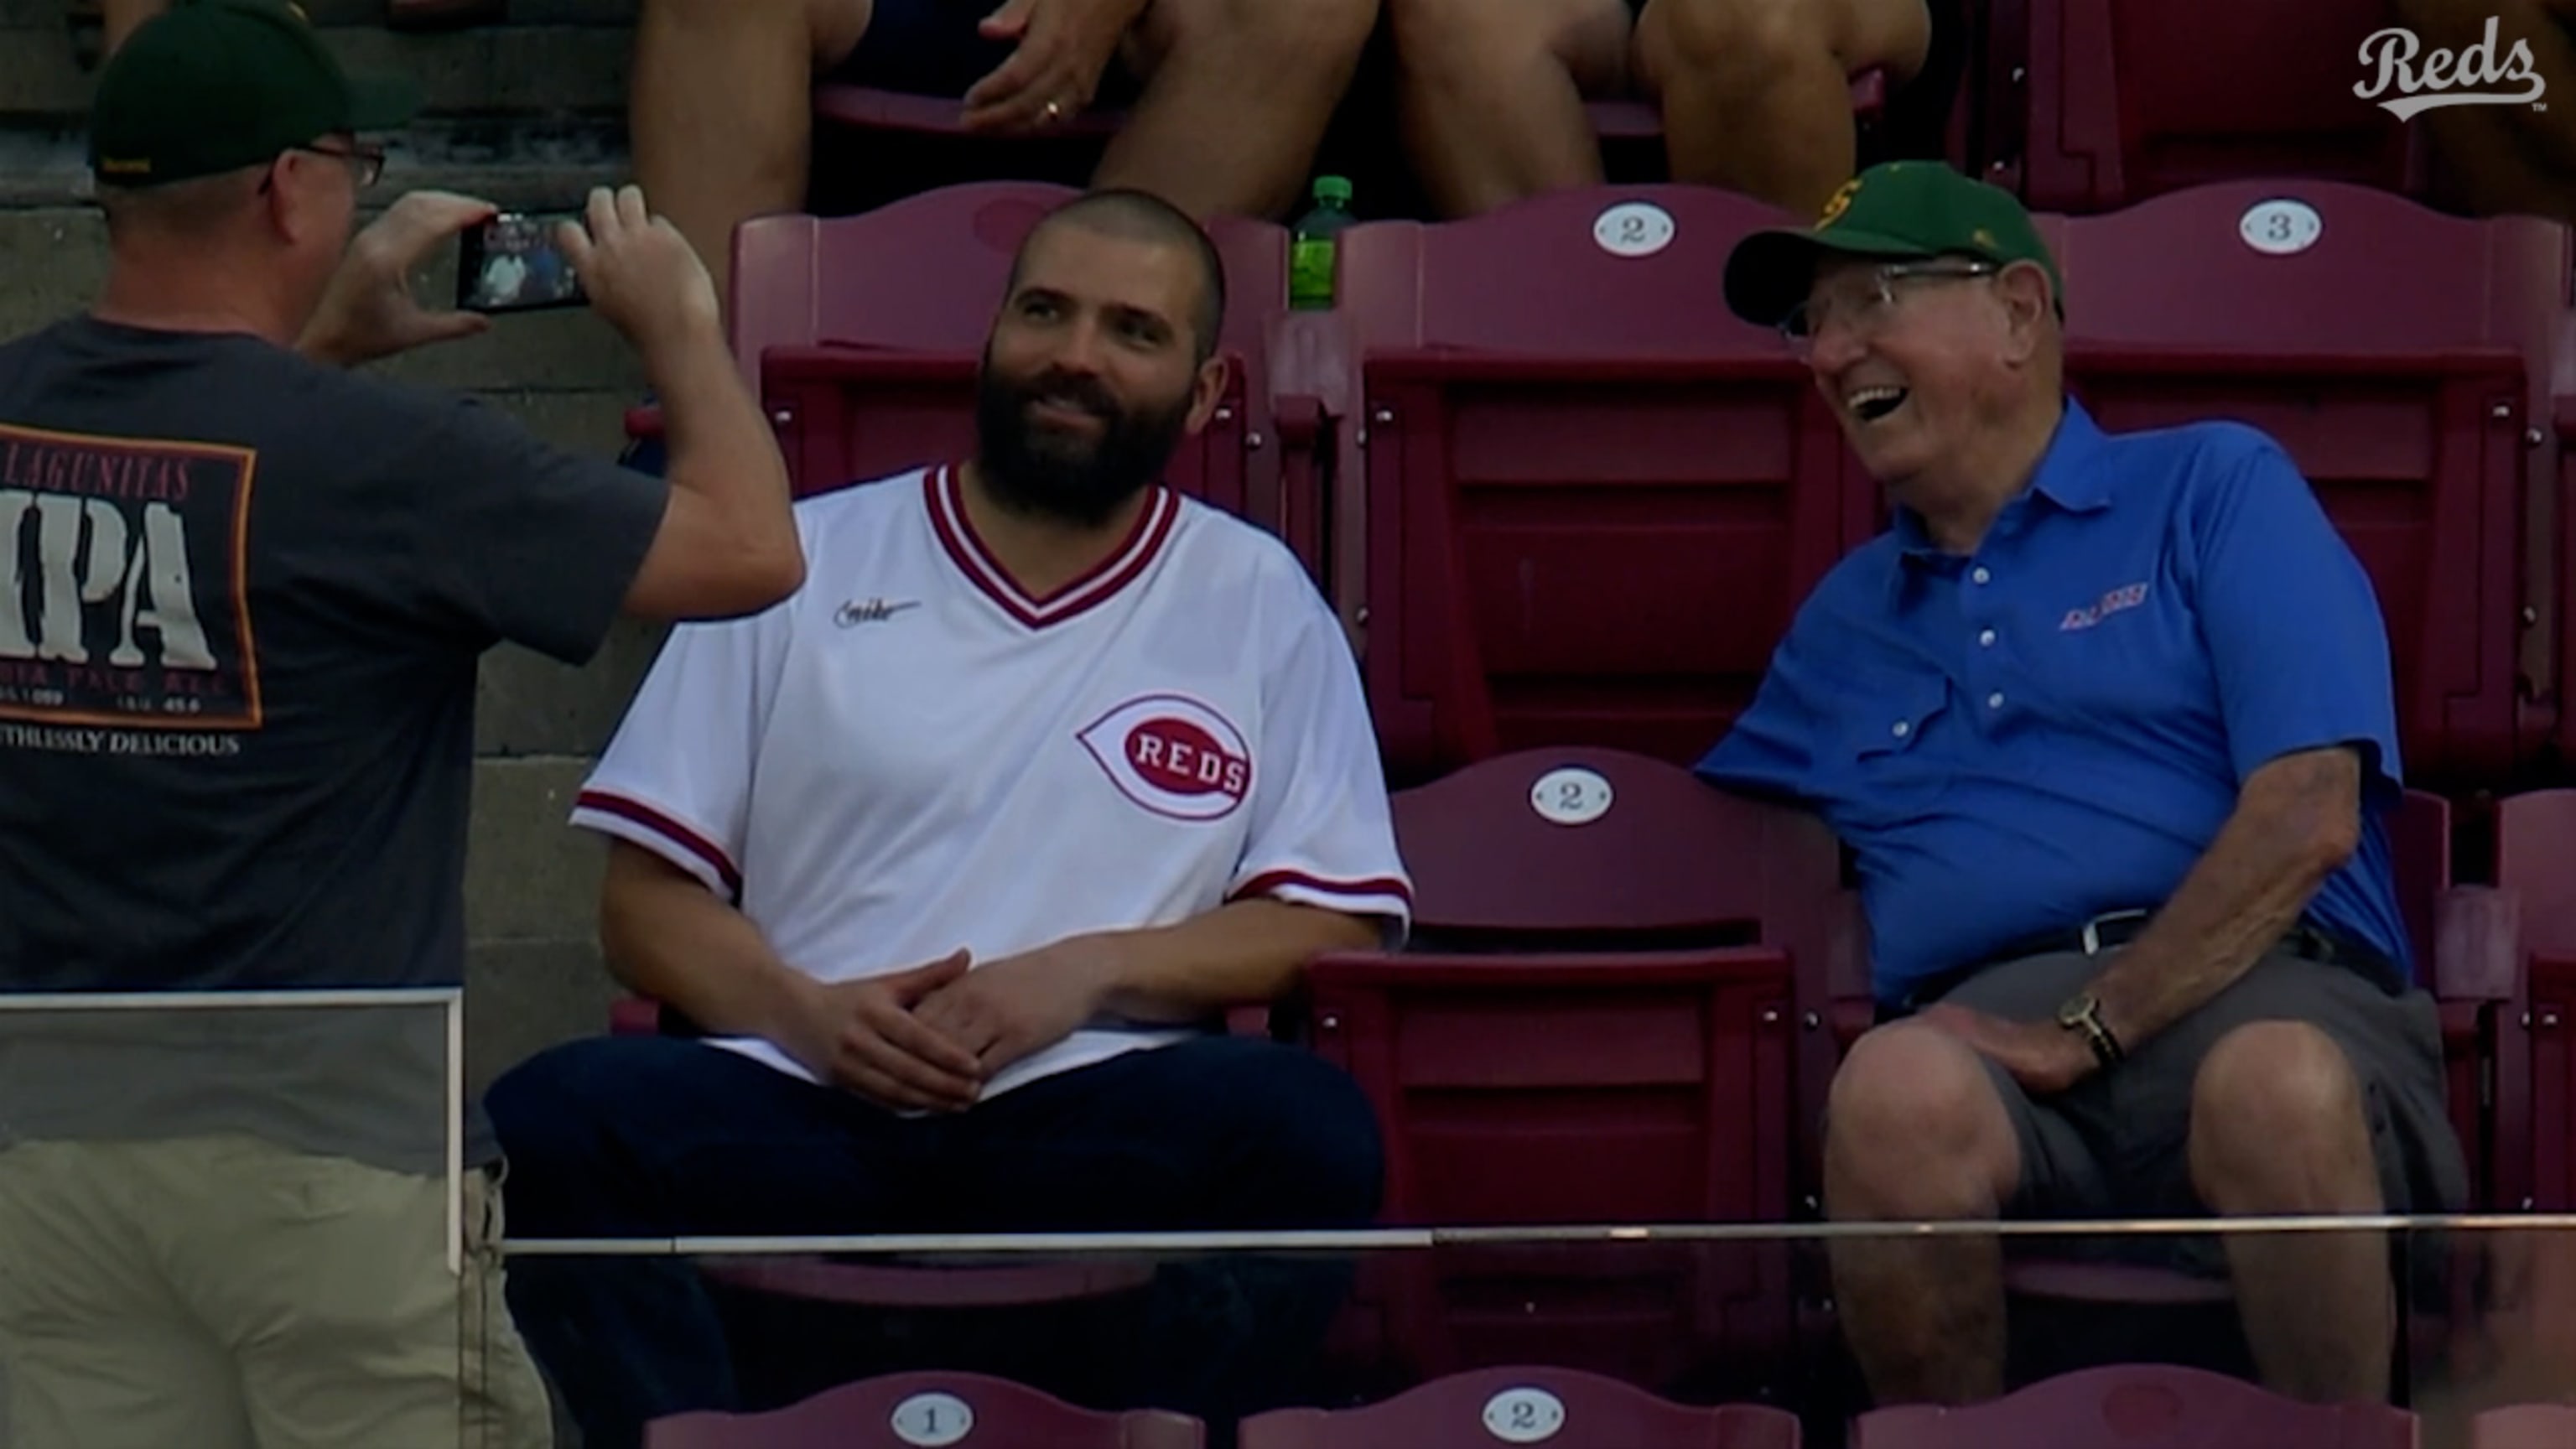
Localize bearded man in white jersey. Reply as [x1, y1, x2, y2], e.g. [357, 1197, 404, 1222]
[486, 189, 1411, 1449]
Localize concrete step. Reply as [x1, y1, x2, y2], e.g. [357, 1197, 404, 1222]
[0, 119, 629, 208]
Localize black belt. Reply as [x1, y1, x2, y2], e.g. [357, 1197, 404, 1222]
[1892, 908, 2403, 1015]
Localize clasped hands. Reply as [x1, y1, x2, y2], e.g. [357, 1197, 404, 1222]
[779, 940, 1116, 1112]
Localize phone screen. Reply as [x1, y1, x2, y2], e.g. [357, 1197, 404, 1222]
[457, 212, 586, 314]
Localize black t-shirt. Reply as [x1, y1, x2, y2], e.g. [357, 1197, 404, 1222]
[0, 315, 667, 1175]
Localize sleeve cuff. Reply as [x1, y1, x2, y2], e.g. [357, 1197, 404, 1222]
[1230, 868, 1414, 932]
[569, 787, 743, 901]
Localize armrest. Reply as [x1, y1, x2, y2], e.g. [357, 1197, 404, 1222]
[624, 403, 664, 443]
[2434, 883, 2524, 1005]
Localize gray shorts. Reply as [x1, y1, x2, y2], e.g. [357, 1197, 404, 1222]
[1918, 946, 2468, 1279]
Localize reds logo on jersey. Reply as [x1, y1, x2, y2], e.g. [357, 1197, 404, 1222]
[1077, 693, 1253, 822]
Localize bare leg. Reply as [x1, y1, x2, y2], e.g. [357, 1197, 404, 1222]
[1823, 1023, 2023, 1406]
[1100, 0, 1378, 221]
[1634, 0, 1929, 217]
[1382, 0, 1633, 218]
[2393, 0, 2576, 223]
[629, 0, 871, 312]
[2188, 1021, 2394, 1403]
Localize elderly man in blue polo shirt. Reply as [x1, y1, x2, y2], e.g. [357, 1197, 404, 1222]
[1696, 162, 2464, 1409]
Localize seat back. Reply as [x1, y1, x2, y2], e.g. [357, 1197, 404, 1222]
[1852, 1363, 2419, 1448]
[644, 1370, 1205, 1447]
[2472, 1404, 2576, 1448]
[1239, 1366, 1804, 1448]
[1303, 750, 1835, 1382]
[1333, 186, 1877, 780]
[728, 184, 1298, 553]
[2498, 789, 2576, 1208]
[1987, 0, 2423, 213]
[1387, 747, 1841, 949]
[2055, 179, 2572, 786]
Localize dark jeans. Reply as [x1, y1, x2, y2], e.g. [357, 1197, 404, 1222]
[486, 1033, 1384, 1449]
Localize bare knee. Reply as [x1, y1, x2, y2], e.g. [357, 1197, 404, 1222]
[1644, 0, 1828, 84]
[2189, 1021, 2376, 1211]
[1140, 0, 1379, 80]
[1825, 1023, 2020, 1218]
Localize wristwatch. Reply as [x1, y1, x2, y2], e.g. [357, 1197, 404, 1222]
[2056, 992, 2125, 1069]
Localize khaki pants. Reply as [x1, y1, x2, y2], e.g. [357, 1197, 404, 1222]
[0, 1136, 553, 1449]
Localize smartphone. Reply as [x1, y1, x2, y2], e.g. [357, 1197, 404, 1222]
[456, 211, 587, 314]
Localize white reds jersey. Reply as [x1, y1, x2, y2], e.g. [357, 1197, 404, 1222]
[571, 464, 1414, 1101]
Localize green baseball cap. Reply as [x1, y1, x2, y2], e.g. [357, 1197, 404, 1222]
[1722, 160, 2065, 330]
[89, 0, 419, 188]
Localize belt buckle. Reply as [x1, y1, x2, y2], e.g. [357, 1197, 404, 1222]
[2079, 908, 2153, 955]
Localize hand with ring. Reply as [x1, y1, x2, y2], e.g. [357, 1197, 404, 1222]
[962, 0, 1136, 134]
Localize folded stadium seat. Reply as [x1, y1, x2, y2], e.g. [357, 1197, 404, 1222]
[1820, 788, 2514, 1379]
[1301, 747, 1842, 1394]
[626, 182, 1317, 569]
[1852, 1363, 2418, 1449]
[1319, 184, 1883, 783]
[2496, 788, 2576, 1212]
[1237, 1364, 1802, 1448]
[645, 1369, 1204, 1448]
[2053, 179, 2573, 790]
[1977, 0, 2432, 214]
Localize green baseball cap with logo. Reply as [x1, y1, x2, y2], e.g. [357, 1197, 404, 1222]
[89, 0, 419, 188]
[1722, 160, 2066, 330]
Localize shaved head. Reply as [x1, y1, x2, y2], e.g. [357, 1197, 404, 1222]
[1007, 189, 1227, 364]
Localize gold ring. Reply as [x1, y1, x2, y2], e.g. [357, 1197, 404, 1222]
[1043, 100, 1063, 121]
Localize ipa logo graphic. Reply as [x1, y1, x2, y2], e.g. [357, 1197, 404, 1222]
[2356, 19, 2547, 118]
[0, 426, 262, 730]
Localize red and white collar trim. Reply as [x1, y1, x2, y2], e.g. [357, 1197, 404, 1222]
[924, 464, 1179, 630]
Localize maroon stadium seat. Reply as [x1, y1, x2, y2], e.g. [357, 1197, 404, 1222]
[2496, 789, 2576, 1212]
[1239, 1365, 1803, 1448]
[1302, 747, 1840, 1388]
[2472, 1403, 2576, 1448]
[644, 1369, 1204, 1448]
[2557, 344, 2576, 778]
[2053, 179, 2573, 788]
[633, 184, 1311, 567]
[1979, 0, 2429, 214]
[1324, 184, 1883, 781]
[1852, 1363, 2419, 1448]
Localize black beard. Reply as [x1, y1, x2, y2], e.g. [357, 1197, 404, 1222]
[974, 365, 1193, 529]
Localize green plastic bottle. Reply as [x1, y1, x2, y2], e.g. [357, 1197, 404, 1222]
[1288, 176, 1355, 310]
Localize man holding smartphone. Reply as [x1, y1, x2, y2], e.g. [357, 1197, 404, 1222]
[0, 2, 802, 1446]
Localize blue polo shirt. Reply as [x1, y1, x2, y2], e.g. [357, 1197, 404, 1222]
[1695, 400, 2411, 1003]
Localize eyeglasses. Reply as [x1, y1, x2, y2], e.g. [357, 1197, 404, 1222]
[261, 142, 386, 194]
[301, 142, 387, 189]
[1779, 260, 2000, 356]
